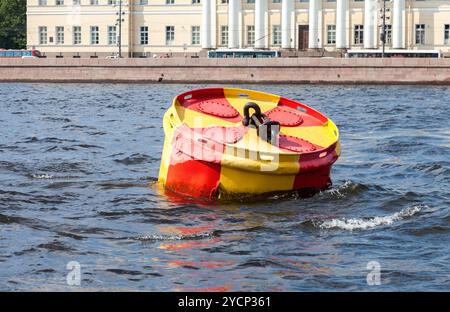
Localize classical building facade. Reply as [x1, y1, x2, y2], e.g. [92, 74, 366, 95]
[27, 0, 450, 57]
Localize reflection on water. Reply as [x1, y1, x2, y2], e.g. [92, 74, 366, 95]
[0, 83, 449, 291]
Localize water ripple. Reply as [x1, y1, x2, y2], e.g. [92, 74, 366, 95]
[0, 83, 449, 291]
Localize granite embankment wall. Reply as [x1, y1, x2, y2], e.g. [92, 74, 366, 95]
[0, 58, 449, 84]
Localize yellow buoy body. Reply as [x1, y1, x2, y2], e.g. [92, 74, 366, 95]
[158, 88, 340, 199]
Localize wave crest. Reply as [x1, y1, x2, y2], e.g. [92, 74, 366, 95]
[317, 205, 424, 231]
[135, 231, 216, 242]
[318, 181, 368, 200]
[30, 173, 54, 179]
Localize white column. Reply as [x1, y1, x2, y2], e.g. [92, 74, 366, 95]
[336, 0, 349, 49]
[228, 0, 241, 49]
[255, 0, 268, 49]
[364, 0, 378, 49]
[264, 10, 270, 48]
[392, 0, 405, 49]
[282, 0, 294, 49]
[291, 9, 297, 49]
[308, 0, 322, 49]
[238, 10, 244, 48]
[211, 0, 217, 48]
[201, 0, 212, 49]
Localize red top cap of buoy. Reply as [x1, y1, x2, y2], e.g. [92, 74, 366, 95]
[279, 135, 321, 153]
[265, 106, 304, 127]
[198, 100, 240, 118]
[177, 88, 242, 123]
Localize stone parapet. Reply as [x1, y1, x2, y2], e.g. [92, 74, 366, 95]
[0, 58, 449, 84]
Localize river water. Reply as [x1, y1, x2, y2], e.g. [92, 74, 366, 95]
[0, 83, 449, 291]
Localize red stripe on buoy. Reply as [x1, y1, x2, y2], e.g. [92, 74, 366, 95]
[177, 88, 242, 123]
[293, 166, 333, 190]
[265, 106, 304, 127]
[293, 143, 339, 190]
[277, 97, 328, 126]
[278, 135, 322, 153]
[166, 157, 222, 199]
[165, 124, 246, 199]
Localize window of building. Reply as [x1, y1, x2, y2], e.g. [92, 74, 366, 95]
[166, 0, 175, 4]
[221, 0, 229, 3]
[90, 0, 99, 5]
[272, 0, 281, 3]
[56, 26, 64, 44]
[382, 24, 392, 45]
[354, 24, 363, 45]
[73, 26, 82, 45]
[108, 26, 117, 45]
[247, 25, 255, 45]
[247, 0, 255, 3]
[327, 25, 336, 44]
[73, 0, 81, 5]
[38, 26, 48, 45]
[90, 26, 99, 45]
[192, 0, 201, 4]
[272, 25, 281, 45]
[140, 26, 149, 45]
[56, 0, 64, 5]
[444, 25, 449, 45]
[166, 26, 175, 45]
[221, 26, 229, 46]
[191, 26, 200, 45]
[139, 0, 148, 5]
[415, 24, 425, 45]
[39, 0, 47, 5]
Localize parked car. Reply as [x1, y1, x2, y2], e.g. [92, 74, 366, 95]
[105, 54, 122, 59]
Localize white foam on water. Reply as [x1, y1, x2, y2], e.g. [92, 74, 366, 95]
[319, 180, 363, 199]
[31, 173, 54, 179]
[136, 232, 214, 241]
[318, 205, 424, 231]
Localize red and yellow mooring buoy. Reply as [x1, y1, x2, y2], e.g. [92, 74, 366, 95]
[158, 88, 340, 199]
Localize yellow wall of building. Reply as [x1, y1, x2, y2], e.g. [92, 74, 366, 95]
[27, 0, 450, 57]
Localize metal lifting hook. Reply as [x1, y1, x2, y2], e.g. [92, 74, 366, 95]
[242, 102, 280, 144]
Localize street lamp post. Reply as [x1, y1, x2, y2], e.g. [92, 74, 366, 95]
[381, 0, 387, 58]
[116, 0, 125, 58]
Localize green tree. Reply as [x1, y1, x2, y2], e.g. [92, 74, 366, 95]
[0, 0, 26, 49]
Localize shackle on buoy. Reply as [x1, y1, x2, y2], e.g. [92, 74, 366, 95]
[242, 102, 262, 127]
[243, 102, 280, 144]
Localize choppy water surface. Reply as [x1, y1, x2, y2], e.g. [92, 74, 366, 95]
[0, 83, 449, 291]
